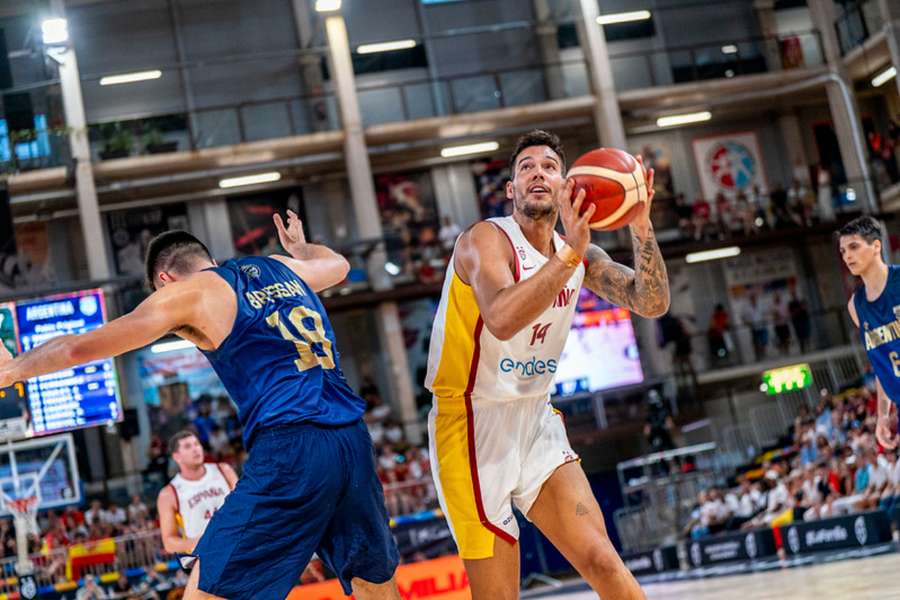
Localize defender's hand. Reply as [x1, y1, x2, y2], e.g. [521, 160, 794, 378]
[557, 178, 595, 259]
[273, 209, 307, 256]
[877, 415, 898, 450]
[630, 155, 656, 237]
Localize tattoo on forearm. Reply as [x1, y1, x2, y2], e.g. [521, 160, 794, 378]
[584, 228, 670, 317]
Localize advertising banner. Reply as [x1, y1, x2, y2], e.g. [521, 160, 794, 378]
[288, 555, 469, 600]
[781, 511, 892, 556]
[622, 545, 679, 576]
[688, 528, 777, 567]
[692, 131, 768, 200]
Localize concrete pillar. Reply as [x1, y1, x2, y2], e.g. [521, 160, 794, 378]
[323, 13, 391, 291]
[778, 111, 811, 185]
[808, 0, 876, 212]
[291, 0, 333, 131]
[880, 0, 900, 97]
[576, 0, 626, 149]
[533, 0, 566, 100]
[50, 0, 111, 280]
[376, 302, 422, 444]
[431, 163, 481, 229]
[753, 0, 783, 72]
[324, 11, 419, 441]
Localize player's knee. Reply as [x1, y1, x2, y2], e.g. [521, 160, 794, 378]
[581, 540, 625, 581]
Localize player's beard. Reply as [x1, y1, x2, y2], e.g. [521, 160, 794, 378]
[518, 194, 556, 221]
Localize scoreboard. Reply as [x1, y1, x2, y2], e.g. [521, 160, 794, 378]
[0, 289, 121, 439]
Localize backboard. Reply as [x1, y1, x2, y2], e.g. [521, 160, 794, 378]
[0, 433, 81, 515]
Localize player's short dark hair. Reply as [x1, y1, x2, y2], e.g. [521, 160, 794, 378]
[168, 430, 199, 455]
[144, 230, 213, 291]
[837, 216, 883, 245]
[508, 129, 566, 175]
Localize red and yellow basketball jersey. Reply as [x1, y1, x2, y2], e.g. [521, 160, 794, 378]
[425, 216, 584, 401]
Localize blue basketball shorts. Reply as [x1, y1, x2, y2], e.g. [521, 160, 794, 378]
[193, 419, 399, 599]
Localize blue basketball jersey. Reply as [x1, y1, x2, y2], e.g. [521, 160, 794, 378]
[201, 256, 365, 446]
[854, 265, 900, 405]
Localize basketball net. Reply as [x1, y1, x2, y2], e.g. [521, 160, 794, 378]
[6, 497, 39, 538]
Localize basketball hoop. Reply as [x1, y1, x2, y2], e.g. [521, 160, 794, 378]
[5, 496, 39, 538]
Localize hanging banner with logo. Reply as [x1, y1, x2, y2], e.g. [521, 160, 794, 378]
[692, 131, 768, 200]
[781, 511, 891, 556]
[228, 188, 303, 257]
[688, 528, 777, 567]
[622, 545, 679, 576]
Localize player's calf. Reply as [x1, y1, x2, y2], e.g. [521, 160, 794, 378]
[351, 576, 402, 600]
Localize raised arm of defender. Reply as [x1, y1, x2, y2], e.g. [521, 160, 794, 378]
[270, 209, 350, 292]
[456, 179, 595, 341]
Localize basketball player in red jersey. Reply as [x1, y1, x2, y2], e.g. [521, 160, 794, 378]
[157, 431, 237, 556]
[425, 130, 669, 599]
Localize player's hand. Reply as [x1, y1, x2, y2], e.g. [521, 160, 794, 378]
[273, 209, 308, 257]
[557, 177, 594, 259]
[630, 155, 656, 237]
[877, 415, 898, 450]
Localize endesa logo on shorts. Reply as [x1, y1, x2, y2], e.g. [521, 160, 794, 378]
[499, 356, 558, 377]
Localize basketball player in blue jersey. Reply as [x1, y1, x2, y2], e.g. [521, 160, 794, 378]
[840, 215, 900, 450]
[0, 210, 400, 600]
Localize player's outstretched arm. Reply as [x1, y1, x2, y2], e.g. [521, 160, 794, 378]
[0, 279, 203, 388]
[271, 209, 350, 292]
[583, 158, 670, 318]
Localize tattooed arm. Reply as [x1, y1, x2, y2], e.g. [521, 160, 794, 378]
[583, 226, 670, 318]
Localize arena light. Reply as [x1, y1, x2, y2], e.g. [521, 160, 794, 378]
[99, 70, 162, 86]
[596, 10, 651, 25]
[440, 141, 499, 158]
[150, 339, 196, 354]
[872, 66, 896, 87]
[218, 172, 282, 188]
[315, 0, 341, 12]
[685, 246, 740, 264]
[41, 18, 68, 45]
[357, 40, 417, 55]
[721, 44, 738, 54]
[385, 262, 401, 276]
[656, 111, 712, 128]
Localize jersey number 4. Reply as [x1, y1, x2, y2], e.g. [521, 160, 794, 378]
[267, 306, 336, 371]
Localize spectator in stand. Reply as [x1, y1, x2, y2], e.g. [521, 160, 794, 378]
[191, 397, 216, 448]
[788, 293, 812, 352]
[128, 495, 149, 524]
[707, 304, 732, 366]
[84, 500, 107, 527]
[76, 575, 109, 600]
[438, 215, 462, 253]
[771, 291, 791, 355]
[714, 192, 732, 238]
[742, 294, 769, 361]
[674, 194, 693, 238]
[110, 574, 135, 599]
[107, 502, 127, 528]
[208, 423, 230, 458]
[857, 449, 891, 510]
[878, 450, 900, 514]
[770, 185, 794, 229]
[691, 196, 712, 240]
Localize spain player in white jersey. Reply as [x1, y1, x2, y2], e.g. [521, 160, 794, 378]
[425, 130, 669, 599]
[157, 431, 237, 557]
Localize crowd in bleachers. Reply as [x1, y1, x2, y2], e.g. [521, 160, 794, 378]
[685, 384, 900, 540]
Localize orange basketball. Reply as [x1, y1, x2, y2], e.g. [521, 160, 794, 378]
[568, 148, 648, 231]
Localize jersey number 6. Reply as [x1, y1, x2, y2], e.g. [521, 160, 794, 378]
[266, 307, 336, 371]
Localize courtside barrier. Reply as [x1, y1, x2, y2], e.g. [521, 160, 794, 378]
[622, 545, 679, 576]
[780, 510, 892, 556]
[688, 528, 777, 567]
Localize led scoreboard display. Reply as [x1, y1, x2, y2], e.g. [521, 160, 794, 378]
[4, 289, 122, 437]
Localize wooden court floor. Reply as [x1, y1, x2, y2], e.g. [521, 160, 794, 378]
[549, 553, 900, 600]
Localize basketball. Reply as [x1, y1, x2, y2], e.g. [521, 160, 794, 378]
[568, 148, 649, 231]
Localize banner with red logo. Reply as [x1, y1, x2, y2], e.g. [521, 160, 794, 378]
[288, 555, 470, 600]
[692, 131, 768, 200]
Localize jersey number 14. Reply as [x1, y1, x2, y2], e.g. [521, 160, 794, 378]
[267, 306, 336, 371]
